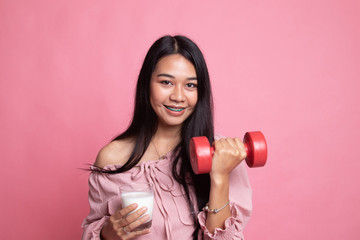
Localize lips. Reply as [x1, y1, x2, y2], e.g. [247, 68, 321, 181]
[164, 105, 185, 112]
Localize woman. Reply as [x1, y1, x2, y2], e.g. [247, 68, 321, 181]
[82, 35, 252, 240]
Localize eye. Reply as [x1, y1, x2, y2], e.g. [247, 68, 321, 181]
[186, 83, 197, 88]
[161, 80, 172, 85]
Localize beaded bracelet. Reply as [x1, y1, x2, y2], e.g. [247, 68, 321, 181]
[203, 201, 230, 214]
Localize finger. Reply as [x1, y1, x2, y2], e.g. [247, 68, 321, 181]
[216, 138, 230, 151]
[121, 207, 148, 226]
[234, 137, 244, 149]
[130, 228, 151, 238]
[223, 138, 243, 159]
[225, 138, 238, 149]
[121, 225, 131, 235]
[112, 203, 138, 222]
[234, 137, 247, 160]
[126, 214, 151, 232]
[212, 139, 220, 148]
[117, 215, 151, 238]
[119, 203, 138, 218]
[219, 138, 230, 147]
[123, 227, 151, 239]
[110, 203, 138, 230]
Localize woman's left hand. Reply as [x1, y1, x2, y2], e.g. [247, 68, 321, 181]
[210, 137, 247, 179]
[205, 137, 246, 232]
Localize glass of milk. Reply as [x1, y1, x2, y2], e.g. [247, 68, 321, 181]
[119, 183, 154, 230]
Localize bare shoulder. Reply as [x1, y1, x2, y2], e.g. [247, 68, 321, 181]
[94, 138, 135, 168]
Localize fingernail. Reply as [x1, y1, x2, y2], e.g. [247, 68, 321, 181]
[131, 203, 138, 208]
[140, 207, 147, 211]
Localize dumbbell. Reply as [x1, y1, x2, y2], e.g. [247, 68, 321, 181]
[189, 131, 267, 174]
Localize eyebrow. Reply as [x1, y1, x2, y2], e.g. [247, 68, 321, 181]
[157, 73, 197, 80]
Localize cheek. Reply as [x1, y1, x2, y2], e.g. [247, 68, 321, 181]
[150, 87, 166, 107]
[149, 96, 156, 111]
[149, 87, 158, 110]
[190, 93, 198, 107]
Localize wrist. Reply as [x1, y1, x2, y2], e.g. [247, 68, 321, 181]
[100, 220, 112, 240]
[100, 225, 108, 240]
[203, 200, 230, 214]
[209, 174, 230, 203]
[100, 227, 105, 240]
[210, 173, 230, 187]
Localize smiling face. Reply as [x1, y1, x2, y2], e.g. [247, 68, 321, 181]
[150, 54, 198, 130]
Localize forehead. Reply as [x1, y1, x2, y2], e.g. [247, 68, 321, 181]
[153, 54, 196, 76]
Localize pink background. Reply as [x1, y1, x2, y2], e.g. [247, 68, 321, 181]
[1, 0, 359, 239]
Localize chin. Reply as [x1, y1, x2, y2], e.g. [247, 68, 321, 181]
[159, 117, 187, 128]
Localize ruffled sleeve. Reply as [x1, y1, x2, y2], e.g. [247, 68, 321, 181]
[81, 170, 106, 240]
[81, 167, 122, 240]
[197, 161, 253, 240]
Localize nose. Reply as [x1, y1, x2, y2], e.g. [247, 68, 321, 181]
[170, 85, 185, 102]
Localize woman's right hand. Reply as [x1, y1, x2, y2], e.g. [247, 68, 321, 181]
[101, 203, 151, 240]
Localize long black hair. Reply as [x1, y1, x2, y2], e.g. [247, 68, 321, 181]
[96, 35, 214, 238]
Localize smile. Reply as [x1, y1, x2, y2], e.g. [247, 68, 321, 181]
[164, 105, 185, 112]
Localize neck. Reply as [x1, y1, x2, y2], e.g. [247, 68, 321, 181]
[154, 122, 181, 141]
[151, 124, 181, 157]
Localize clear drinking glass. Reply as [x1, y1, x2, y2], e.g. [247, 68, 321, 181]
[119, 183, 154, 230]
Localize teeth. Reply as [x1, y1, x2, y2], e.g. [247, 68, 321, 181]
[165, 106, 184, 112]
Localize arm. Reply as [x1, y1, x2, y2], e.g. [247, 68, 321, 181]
[81, 171, 111, 240]
[206, 173, 231, 232]
[206, 137, 246, 232]
[82, 140, 150, 240]
[198, 138, 252, 239]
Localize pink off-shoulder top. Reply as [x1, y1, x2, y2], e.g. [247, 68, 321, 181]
[82, 148, 252, 239]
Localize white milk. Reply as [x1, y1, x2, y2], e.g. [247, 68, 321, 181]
[121, 191, 154, 223]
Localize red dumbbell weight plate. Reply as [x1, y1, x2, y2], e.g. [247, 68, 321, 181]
[243, 131, 267, 167]
[189, 136, 213, 174]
